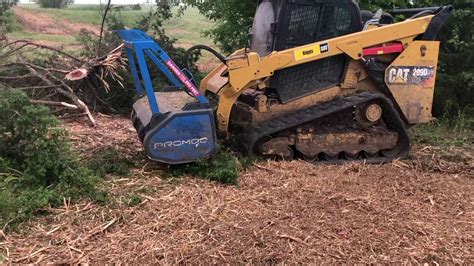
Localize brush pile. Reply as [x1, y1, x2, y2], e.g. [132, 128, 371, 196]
[0, 34, 127, 126]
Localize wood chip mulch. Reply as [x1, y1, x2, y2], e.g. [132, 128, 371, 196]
[1, 116, 473, 264]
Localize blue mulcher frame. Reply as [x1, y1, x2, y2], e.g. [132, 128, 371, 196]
[117, 29, 217, 164]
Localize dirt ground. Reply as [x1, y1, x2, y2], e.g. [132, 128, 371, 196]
[1, 116, 472, 264]
[13, 7, 100, 36]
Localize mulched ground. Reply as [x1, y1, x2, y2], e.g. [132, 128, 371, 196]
[1, 116, 472, 264]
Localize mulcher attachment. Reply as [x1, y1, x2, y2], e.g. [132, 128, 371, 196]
[117, 30, 217, 164]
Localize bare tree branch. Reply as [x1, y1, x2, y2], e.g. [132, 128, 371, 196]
[0, 74, 34, 80]
[17, 57, 97, 126]
[12, 85, 59, 90]
[97, 0, 112, 56]
[4, 40, 84, 63]
[31, 99, 79, 109]
[0, 28, 125, 127]
[0, 62, 70, 74]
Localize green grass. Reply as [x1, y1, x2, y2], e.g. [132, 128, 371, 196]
[34, 7, 148, 27]
[8, 31, 77, 45]
[163, 8, 216, 48]
[18, 4, 150, 26]
[169, 147, 257, 185]
[87, 147, 135, 178]
[122, 193, 142, 207]
[413, 114, 473, 149]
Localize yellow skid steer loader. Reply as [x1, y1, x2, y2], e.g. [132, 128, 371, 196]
[118, 0, 453, 164]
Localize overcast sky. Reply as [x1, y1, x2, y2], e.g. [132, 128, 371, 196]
[74, 0, 152, 4]
[18, 0, 154, 4]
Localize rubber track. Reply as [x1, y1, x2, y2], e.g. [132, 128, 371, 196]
[237, 91, 411, 164]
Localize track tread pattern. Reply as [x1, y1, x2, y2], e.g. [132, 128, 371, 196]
[237, 91, 411, 164]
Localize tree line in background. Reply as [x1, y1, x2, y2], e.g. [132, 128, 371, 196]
[36, 0, 74, 8]
[0, 0, 17, 33]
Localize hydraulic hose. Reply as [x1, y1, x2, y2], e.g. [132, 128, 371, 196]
[184, 44, 227, 70]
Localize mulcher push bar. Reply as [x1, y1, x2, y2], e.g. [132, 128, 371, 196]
[116, 29, 208, 115]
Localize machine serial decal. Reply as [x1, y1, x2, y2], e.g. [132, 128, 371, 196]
[294, 43, 329, 60]
[154, 137, 209, 149]
[386, 66, 435, 86]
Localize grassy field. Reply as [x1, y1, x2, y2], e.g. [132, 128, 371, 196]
[9, 30, 77, 45]
[33, 4, 150, 26]
[12, 4, 216, 48]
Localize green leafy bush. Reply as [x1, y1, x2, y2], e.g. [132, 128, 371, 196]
[122, 193, 142, 207]
[0, 1, 17, 33]
[0, 90, 103, 227]
[37, 0, 72, 9]
[184, 0, 257, 54]
[87, 147, 134, 177]
[170, 147, 253, 185]
[434, 7, 474, 117]
[0, 10, 15, 32]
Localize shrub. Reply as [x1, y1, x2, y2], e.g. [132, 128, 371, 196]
[87, 147, 134, 177]
[0, 89, 103, 227]
[433, 7, 474, 118]
[414, 111, 473, 148]
[183, 0, 256, 54]
[37, 0, 72, 9]
[170, 147, 253, 185]
[75, 11, 138, 114]
[122, 193, 141, 207]
[0, 1, 17, 33]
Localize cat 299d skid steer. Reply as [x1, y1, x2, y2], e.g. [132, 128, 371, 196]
[117, 0, 453, 164]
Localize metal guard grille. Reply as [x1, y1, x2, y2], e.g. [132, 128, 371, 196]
[271, 1, 357, 103]
[281, 4, 353, 50]
[271, 55, 347, 103]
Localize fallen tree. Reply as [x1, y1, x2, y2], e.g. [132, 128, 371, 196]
[0, 34, 126, 126]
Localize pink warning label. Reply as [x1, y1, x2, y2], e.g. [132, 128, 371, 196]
[165, 60, 201, 97]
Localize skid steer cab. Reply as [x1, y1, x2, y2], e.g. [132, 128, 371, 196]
[116, 29, 217, 164]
